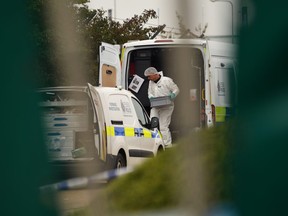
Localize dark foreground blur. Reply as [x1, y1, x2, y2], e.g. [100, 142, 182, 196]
[3, 1, 288, 216]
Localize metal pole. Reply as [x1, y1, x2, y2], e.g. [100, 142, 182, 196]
[114, 0, 116, 21]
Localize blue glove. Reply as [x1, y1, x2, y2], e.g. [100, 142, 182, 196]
[169, 93, 176, 100]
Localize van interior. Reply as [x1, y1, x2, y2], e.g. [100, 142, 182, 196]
[126, 47, 205, 141]
[39, 91, 98, 158]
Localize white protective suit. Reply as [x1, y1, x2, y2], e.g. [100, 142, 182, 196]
[148, 75, 180, 147]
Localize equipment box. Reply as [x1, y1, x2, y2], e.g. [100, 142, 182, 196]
[150, 96, 172, 107]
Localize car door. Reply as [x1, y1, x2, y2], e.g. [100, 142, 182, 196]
[210, 58, 237, 123]
[131, 96, 156, 157]
[87, 83, 107, 161]
[106, 93, 141, 155]
[99, 42, 121, 87]
[206, 40, 237, 126]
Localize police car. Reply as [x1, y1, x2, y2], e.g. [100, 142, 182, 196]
[38, 84, 164, 177]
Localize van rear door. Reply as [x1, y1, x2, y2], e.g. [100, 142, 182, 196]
[87, 83, 107, 161]
[206, 41, 237, 125]
[99, 42, 121, 87]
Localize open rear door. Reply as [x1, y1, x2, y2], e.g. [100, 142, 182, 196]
[206, 40, 237, 126]
[87, 83, 107, 161]
[99, 42, 121, 87]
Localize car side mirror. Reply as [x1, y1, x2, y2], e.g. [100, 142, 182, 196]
[150, 117, 160, 130]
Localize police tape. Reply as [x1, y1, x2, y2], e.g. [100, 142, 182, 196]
[39, 167, 133, 191]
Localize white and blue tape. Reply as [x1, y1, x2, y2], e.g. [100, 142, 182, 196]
[40, 167, 133, 191]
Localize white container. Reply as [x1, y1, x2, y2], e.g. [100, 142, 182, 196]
[150, 96, 172, 107]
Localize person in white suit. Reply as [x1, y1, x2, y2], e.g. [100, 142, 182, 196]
[144, 67, 180, 147]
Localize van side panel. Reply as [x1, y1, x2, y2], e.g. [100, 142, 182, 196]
[105, 94, 139, 160]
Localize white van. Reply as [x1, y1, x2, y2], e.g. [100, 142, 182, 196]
[38, 84, 164, 178]
[99, 39, 237, 141]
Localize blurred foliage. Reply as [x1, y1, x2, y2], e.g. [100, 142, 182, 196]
[106, 148, 181, 212]
[1, 1, 59, 215]
[234, 1, 288, 215]
[66, 208, 90, 216]
[81, 123, 234, 215]
[197, 123, 234, 204]
[65, 123, 234, 215]
[27, 0, 160, 87]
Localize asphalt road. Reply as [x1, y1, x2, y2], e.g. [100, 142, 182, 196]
[55, 188, 193, 216]
[58, 189, 96, 210]
[56, 187, 105, 215]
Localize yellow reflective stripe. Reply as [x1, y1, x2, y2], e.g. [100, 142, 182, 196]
[101, 129, 107, 161]
[215, 106, 226, 122]
[121, 47, 125, 63]
[106, 126, 159, 138]
[124, 127, 135, 137]
[143, 129, 152, 138]
[106, 126, 115, 136]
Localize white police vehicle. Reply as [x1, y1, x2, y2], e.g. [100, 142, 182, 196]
[38, 84, 164, 177]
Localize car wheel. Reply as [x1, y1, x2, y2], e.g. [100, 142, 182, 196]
[157, 146, 164, 155]
[115, 153, 126, 169]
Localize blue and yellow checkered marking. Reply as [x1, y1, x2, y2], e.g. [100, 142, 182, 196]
[125, 127, 135, 137]
[152, 130, 161, 138]
[106, 126, 160, 138]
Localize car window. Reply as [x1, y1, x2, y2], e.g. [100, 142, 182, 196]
[131, 97, 149, 126]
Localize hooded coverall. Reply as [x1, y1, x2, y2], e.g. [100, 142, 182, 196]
[148, 75, 180, 147]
